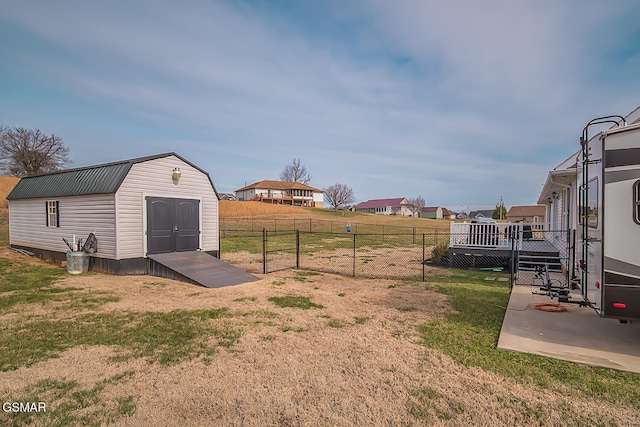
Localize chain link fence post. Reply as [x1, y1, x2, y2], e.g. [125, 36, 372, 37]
[262, 228, 267, 274]
[510, 231, 516, 289]
[353, 233, 356, 277]
[296, 230, 300, 269]
[422, 233, 425, 282]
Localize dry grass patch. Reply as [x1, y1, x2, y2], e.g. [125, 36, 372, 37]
[220, 200, 307, 217]
[1, 266, 640, 426]
[0, 176, 20, 209]
[219, 199, 452, 231]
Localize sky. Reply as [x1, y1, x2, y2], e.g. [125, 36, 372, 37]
[1, 0, 640, 212]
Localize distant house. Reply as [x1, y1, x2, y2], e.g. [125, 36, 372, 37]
[456, 212, 468, 219]
[468, 209, 494, 220]
[354, 198, 413, 216]
[421, 206, 457, 220]
[421, 206, 443, 219]
[442, 208, 457, 220]
[235, 180, 324, 207]
[218, 193, 236, 201]
[506, 205, 545, 223]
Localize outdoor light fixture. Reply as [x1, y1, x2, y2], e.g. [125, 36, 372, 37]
[552, 191, 558, 199]
[172, 167, 181, 180]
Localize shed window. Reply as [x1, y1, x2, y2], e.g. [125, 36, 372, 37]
[634, 180, 640, 225]
[46, 201, 59, 228]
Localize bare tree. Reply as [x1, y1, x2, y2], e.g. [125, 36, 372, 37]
[0, 126, 71, 176]
[280, 158, 312, 184]
[407, 195, 425, 217]
[324, 183, 355, 211]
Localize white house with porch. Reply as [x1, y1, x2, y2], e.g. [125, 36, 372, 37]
[354, 198, 413, 216]
[235, 180, 324, 207]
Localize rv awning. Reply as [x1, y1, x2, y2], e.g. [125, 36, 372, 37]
[537, 169, 576, 205]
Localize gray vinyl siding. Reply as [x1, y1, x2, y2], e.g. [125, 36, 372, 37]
[8, 194, 116, 258]
[115, 155, 218, 259]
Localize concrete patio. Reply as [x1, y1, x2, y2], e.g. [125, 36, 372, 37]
[498, 284, 640, 373]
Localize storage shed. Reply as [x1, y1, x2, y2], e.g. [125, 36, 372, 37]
[6, 153, 222, 279]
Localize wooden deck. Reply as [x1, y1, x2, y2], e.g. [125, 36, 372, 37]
[448, 239, 565, 272]
[148, 251, 259, 288]
[450, 239, 560, 256]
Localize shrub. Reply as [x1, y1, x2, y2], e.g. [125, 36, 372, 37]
[431, 241, 449, 265]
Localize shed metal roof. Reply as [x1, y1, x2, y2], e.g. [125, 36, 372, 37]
[6, 152, 218, 200]
[421, 206, 441, 212]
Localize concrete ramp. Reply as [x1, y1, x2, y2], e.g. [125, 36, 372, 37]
[148, 251, 259, 288]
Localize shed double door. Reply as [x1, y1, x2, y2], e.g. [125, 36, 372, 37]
[147, 197, 200, 254]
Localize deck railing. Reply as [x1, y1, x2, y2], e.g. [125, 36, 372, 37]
[449, 221, 546, 248]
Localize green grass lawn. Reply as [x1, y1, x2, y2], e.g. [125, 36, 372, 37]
[419, 270, 640, 408]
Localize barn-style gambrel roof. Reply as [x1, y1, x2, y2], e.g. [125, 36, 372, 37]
[6, 152, 218, 200]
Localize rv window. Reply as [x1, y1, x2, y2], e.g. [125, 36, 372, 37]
[587, 178, 598, 228]
[634, 180, 640, 225]
[579, 178, 598, 228]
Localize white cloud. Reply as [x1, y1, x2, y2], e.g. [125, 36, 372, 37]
[1, 0, 639, 207]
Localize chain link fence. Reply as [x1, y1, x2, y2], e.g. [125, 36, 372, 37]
[220, 227, 575, 288]
[220, 217, 443, 238]
[298, 232, 446, 279]
[221, 229, 487, 280]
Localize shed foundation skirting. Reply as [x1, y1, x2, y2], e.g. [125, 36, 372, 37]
[9, 245, 220, 277]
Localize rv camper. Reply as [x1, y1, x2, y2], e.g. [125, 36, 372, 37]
[577, 117, 640, 321]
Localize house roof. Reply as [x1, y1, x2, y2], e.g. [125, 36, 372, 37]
[355, 198, 408, 209]
[6, 152, 217, 200]
[537, 168, 577, 205]
[235, 180, 322, 193]
[507, 205, 545, 218]
[441, 207, 455, 216]
[469, 209, 493, 218]
[421, 206, 441, 212]
[420, 206, 455, 216]
[468, 209, 494, 218]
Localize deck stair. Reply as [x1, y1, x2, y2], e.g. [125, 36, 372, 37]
[517, 250, 563, 273]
